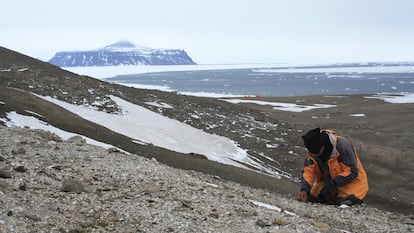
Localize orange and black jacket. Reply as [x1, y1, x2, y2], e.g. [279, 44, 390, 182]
[300, 130, 369, 199]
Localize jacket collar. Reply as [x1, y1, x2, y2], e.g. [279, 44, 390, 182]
[326, 132, 338, 158]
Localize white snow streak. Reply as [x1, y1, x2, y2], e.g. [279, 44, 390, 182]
[221, 99, 336, 112]
[248, 199, 297, 216]
[145, 101, 174, 109]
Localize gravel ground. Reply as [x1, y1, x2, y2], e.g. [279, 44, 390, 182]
[0, 126, 413, 233]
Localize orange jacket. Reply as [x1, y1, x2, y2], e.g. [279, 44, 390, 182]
[300, 130, 368, 200]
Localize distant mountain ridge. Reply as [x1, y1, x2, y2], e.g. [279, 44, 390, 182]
[48, 40, 196, 67]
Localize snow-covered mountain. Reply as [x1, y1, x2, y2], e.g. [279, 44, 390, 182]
[48, 40, 196, 67]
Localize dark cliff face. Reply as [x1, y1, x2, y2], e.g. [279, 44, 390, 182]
[48, 41, 196, 67]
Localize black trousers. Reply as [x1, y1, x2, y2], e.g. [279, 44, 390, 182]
[307, 193, 363, 205]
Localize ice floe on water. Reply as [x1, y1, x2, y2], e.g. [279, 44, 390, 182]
[253, 65, 414, 74]
[64, 63, 287, 79]
[65, 63, 414, 98]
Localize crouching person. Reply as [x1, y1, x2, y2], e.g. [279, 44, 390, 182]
[297, 128, 368, 206]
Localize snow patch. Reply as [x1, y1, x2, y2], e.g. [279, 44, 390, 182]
[324, 95, 350, 98]
[249, 200, 297, 216]
[365, 93, 414, 103]
[338, 204, 351, 209]
[132, 139, 148, 145]
[0, 111, 113, 149]
[145, 101, 174, 109]
[24, 110, 44, 118]
[349, 113, 366, 117]
[36, 94, 289, 178]
[221, 99, 336, 112]
[114, 82, 174, 92]
[179, 91, 244, 98]
[17, 68, 29, 72]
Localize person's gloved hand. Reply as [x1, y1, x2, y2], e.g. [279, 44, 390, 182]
[319, 179, 336, 196]
[297, 191, 307, 202]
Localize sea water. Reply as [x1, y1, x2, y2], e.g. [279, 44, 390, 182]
[104, 64, 414, 97]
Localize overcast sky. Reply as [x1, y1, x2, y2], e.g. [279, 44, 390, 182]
[1, 0, 413, 64]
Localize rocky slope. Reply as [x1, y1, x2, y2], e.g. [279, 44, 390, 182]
[1, 126, 413, 232]
[0, 46, 301, 195]
[48, 41, 196, 67]
[1, 45, 414, 216]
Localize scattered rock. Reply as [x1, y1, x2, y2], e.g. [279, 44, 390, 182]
[47, 141, 57, 146]
[51, 165, 63, 171]
[18, 182, 27, 191]
[60, 178, 85, 193]
[273, 217, 288, 226]
[0, 156, 4, 162]
[180, 199, 193, 209]
[44, 132, 62, 142]
[14, 166, 27, 172]
[23, 212, 41, 222]
[0, 169, 11, 178]
[67, 136, 85, 145]
[107, 147, 121, 153]
[256, 219, 272, 227]
[208, 208, 219, 219]
[11, 147, 26, 155]
[144, 185, 160, 195]
[17, 147, 26, 154]
[96, 186, 112, 192]
[0, 127, 412, 232]
[0, 180, 8, 188]
[146, 199, 156, 203]
[313, 221, 330, 231]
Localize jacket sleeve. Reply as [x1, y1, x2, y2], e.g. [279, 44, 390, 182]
[333, 138, 359, 187]
[300, 156, 316, 192]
